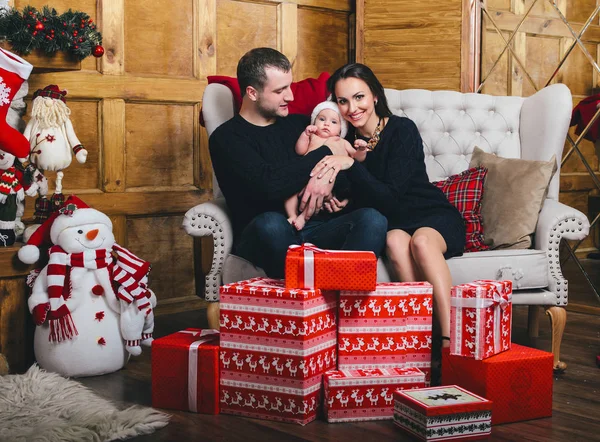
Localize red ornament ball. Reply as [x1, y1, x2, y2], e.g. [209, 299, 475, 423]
[93, 45, 105, 57]
[35, 21, 44, 31]
[73, 30, 78, 36]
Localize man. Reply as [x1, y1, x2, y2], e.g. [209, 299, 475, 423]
[209, 48, 387, 277]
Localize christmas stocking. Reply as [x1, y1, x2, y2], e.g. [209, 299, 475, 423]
[0, 48, 33, 159]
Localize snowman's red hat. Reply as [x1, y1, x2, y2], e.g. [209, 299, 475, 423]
[18, 195, 112, 264]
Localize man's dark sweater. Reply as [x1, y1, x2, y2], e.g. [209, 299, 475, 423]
[209, 113, 333, 241]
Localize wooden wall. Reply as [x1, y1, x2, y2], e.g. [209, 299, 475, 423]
[480, 0, 599, 257]
[4, 0, 353, 320]
[356, 0, 464, 90]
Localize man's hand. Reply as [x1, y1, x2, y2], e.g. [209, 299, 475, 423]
[299, 175, 335, 220]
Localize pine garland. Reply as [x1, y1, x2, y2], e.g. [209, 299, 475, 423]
[0, 6, 103, 60]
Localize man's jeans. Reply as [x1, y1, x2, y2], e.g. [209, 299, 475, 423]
[234, 208, 388, 278]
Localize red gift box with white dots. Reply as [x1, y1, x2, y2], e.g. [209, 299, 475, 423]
[284, 243, 377, 291]
[324, 367, 426, 423]
[338, 283, 433, 383]
[219, 277, 337, 425]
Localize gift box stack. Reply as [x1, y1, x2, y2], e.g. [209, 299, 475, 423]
[442, 279, 554, 425]
[218, 277, 338, 425]
[337, 282, 434, 382]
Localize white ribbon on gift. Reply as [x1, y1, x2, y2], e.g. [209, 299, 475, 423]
[178, 329, 219, 412]
[288, 243, 326, 289]
[451, 286, 511, 358]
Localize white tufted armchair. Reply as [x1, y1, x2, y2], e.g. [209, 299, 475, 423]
[184, 82, 590, 371]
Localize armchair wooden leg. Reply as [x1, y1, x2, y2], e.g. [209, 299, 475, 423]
[527, 305, 540, 338]
[207, 302, 220, 330]
[545, 306, 567, 373]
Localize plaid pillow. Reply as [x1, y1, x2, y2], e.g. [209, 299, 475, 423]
[433, 167, 488, 253]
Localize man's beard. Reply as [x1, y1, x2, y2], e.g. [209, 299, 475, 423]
[256, 98, 287, 120]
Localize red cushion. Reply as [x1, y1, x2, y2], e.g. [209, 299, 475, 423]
[433, 167, 489, 253]
[205, 72, 330, 118]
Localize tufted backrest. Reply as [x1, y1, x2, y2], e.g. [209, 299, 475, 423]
[385, 89, 524, 181]
[203, 83, 572, 201]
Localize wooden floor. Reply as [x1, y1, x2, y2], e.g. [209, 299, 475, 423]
[72, 261, 600, 442]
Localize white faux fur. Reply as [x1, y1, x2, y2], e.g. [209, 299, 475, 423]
[0, 364, 169, 442]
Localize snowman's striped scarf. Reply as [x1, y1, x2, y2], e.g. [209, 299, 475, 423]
[112, 243, 152, 310]
[46, 245, 112, 342]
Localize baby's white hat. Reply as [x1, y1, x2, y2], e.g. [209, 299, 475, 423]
[310, 101, 348, 138]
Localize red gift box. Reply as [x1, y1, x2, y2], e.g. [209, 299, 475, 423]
[442, 343, 553, 424]
[324, 367, 426, 422]
[285, 243, 377, 291]
[338, 283, 433, 382]
[394, 385, 492, 441]
[219, 278, 337, 425]
[151, 328, 219, 414]
[450, 280, 512, 360]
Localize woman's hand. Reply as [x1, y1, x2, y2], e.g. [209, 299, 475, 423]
[324, 196, 349, 213]
[310, 155, 354, 183]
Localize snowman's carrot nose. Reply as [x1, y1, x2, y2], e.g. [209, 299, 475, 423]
[86, 229, 99, 240]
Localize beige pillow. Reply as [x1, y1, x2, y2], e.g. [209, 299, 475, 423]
[468, 147, 557, 249]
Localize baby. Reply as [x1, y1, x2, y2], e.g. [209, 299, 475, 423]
[286, 101, 368, 230]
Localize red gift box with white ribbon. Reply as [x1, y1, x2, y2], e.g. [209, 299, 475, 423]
[151, 328, 219, 414]
[219, 277, 337, 425]
[337, 283, 433, 382]
[285, 243, 377, 291]
[450, 280, 512, 360]
[324, 367, 426, 423]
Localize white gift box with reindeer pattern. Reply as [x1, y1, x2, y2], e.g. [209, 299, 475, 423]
[219, 277, 337, 425]
[338, 283, 433, 383]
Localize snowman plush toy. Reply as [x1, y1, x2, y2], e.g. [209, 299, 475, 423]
[18, 195, 157, 377]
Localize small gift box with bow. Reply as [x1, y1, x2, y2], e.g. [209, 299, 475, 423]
[151, 328, 220, 414]
[450, 280, 512, 360]
[285, 243, 377, 291]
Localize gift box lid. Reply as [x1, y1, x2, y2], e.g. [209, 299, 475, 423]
[480, 342, 552, 364]
[221, 277, 334, 300]
[451, 280, 512, 300]
[325, 367, 425, 386]
[341, 282, 433, 297]
[394, 385, 492, 416]
[153, 328, 219, 349]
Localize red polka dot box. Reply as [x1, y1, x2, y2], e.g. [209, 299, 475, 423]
[285, 243, 377, 291]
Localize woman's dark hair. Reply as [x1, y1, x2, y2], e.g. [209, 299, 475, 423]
[237, 48, 292, 97]
[327, 63, 392, 118]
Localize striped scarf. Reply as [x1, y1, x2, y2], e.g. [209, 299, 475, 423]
[46, 245, 112, 342]
[112, 243, 152, 310]
[0, 167, 23, 196]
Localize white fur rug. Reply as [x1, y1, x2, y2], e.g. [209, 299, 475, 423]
[0, 364, 169, 442]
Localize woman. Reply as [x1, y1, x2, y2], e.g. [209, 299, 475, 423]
[312, 63, 465, 363]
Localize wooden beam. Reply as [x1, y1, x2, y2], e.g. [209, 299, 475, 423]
[109, 215, 127, 246]
[196, 0, 217, 80]
[28, 73, 206, 103]
[355, 0, 364, 63]
[486, 9, 600, 42]
[278, 2, 298, 71]
[460, 0, 481, 92]
[100, 99, 126, 192]
[98, 0, 125, 75]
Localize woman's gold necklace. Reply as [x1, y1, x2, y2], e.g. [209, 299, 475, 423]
[356, 117, 384, 152]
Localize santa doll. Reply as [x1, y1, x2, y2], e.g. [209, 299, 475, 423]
[18, 195, 157, 377]
[23, 85, 88, 220]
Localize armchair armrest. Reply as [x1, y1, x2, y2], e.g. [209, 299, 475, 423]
[182, 197, 234, 301]
[534, 198, 590, 305]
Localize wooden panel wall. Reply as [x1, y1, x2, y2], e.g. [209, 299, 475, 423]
[6, 0, 353, 320]
[480, 0, 599, 256]
[356, 0, 463, 91]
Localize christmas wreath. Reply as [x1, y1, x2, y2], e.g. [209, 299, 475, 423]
[0, 6, 103, 60]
